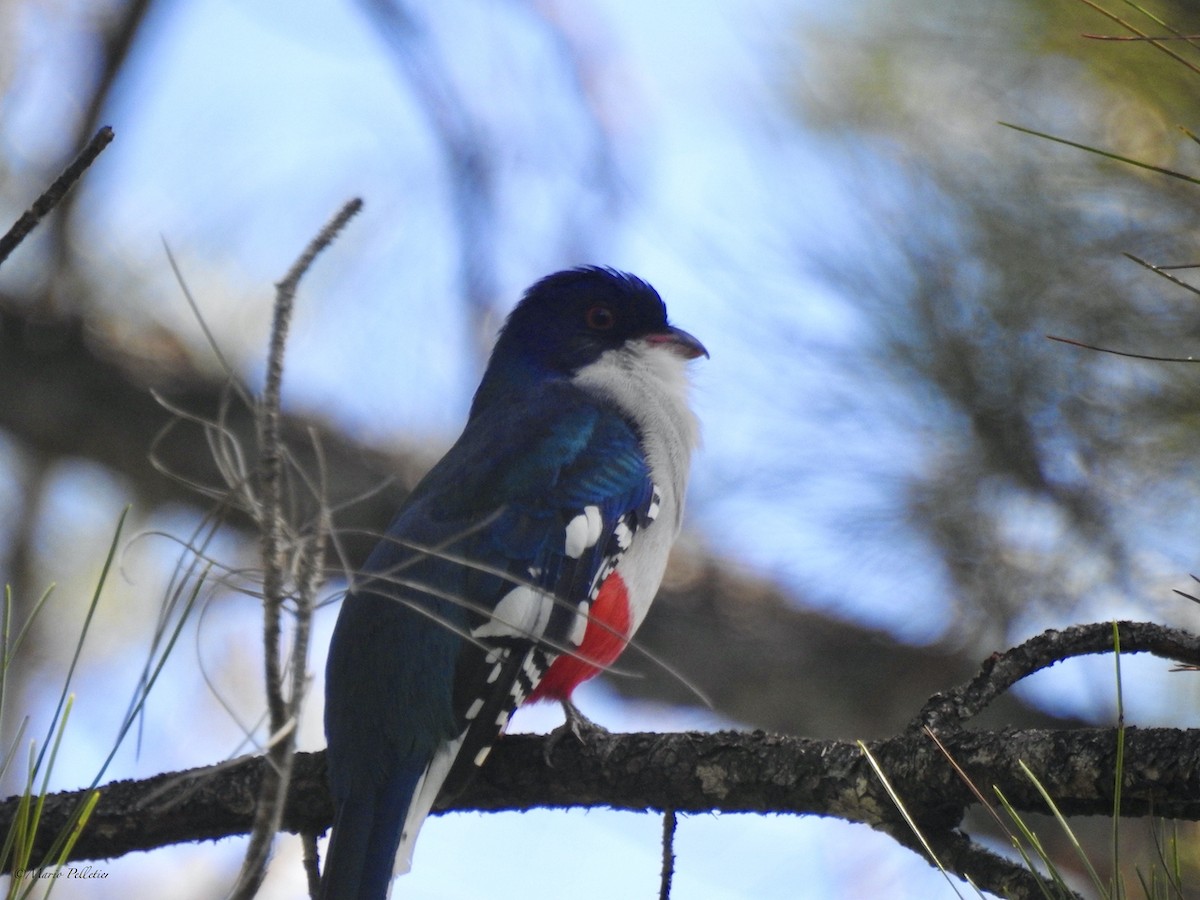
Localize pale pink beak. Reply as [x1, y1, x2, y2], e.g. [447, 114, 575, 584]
[646, 326, 708, 360]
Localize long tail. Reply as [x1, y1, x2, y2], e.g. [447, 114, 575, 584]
[320, 737, 464, 899]
[319, 767, 422, 900]
[392, 735, 464, 875]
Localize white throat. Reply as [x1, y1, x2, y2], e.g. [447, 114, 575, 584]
[571, 340, 700, 532]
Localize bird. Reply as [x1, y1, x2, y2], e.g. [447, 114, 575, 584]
[320, 266, 706, 899]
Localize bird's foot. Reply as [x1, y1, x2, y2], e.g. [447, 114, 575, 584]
[543, 699, 609, 765]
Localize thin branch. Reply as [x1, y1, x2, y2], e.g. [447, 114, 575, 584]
[258, 196, 361, 730]
[0, 126, 115, 268]
[914, 621, 1200, 731]
[76, 1, 154, 147]
[1073, 0, 1200, 75]
[1046, 334, 1200, 363]
[659, 809, 676, 900]
[43, 0, 154, 288]
[231, 198, 362, 900]
[301, 831, 322, 900]
[7, 725, 1200, 884]
[5, 620, 1200, 898]
[1122, 251, 1200, 299]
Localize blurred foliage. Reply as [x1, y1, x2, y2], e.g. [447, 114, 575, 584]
[782, 0, 1200, 645]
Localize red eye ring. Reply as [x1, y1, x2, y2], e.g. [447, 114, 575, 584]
[585, 305, 616, 331]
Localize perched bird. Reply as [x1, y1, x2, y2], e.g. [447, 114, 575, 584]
[320, 267, 706, 899]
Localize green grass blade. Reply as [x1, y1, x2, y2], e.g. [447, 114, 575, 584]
[857, 740, 975, 899]
[0, 716, 29, 787]
[994, 786, 1070, 899]
[39, 789, 100, 900]
[999, 122, 1200, 186]
[91, 562, 206, 788]
[1146, 818, 1186, 900]
[33, 508, 128, 778]
[0, 510, 135, 895]
[3, 697, 79, 898]
[1132, 867, 1150, 899]
[54, 789, 99, 866]
[1018, 760, 1108, 897]
[36, 696, 72, 806]
[922, 726, 1067, 897]
[7, 742, 38, 900]
[1, 582, 55, 754]
[4, 584, 56, 670]
[0, 585, 10, 748]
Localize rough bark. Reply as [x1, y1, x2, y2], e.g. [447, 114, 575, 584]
[2, 621, 1195, 900]
[4, 726, 1193, 900]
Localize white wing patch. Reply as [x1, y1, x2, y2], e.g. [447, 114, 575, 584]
[564, 505, 604, 558]
[567, 600, 590, 646]
[470, 584, 554, 641]
[613, 519, 633, 551]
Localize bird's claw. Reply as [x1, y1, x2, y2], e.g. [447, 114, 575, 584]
[543, 699, 609, 765]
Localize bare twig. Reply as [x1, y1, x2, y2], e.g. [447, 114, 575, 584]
[230, 197, 361, 900]
[1122, 251, 1200, 299]
[301, 830, 322, 900]
[77, 1, 153, 148]
[41, 0, 154, 293]
[0, 126, 115, 268]
[1073, 0, 1200, 75]
[914, 621, 1200, 731]
[1046, 333, 1200, 363]
[260, 197, 362, 735]
[659, 809, 676, 900]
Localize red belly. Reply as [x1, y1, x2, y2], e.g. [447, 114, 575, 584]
[526, 571, 632, 702]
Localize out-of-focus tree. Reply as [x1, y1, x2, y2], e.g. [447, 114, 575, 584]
[768, 0, 1200, 643]
[755, 0, 1200, 885]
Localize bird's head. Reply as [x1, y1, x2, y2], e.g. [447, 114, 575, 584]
[471, 267, 706, 417]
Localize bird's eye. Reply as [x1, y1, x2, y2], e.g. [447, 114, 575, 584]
[585, 305, 616, 331]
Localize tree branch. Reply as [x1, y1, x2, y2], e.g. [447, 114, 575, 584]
[2, 619, 1197, 900]
[4, 725, 1196, 890]
[232, 198, 361, 899]
[0, 126, 114, 268]
[915, 621, 1200, 731]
